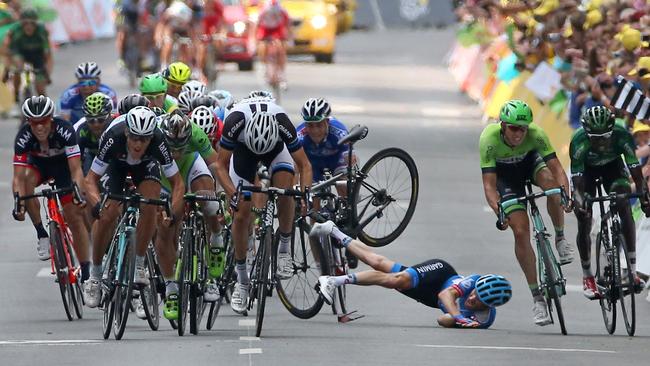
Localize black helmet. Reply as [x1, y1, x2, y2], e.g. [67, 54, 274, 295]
[191, 95, 218, 110]
[118, 94, 150, 115]
[20, 8, 38, 21]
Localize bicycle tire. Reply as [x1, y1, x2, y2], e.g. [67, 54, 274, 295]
[539, 234, 567, 335]
[255, 229, 272, 337]
[177, 227, 193, 336]
[354, 147, 419, 247]
[49, 222, 73, 321]
[140, 247, 160, 331]
[614, 232, 636, 336]
[102, 238, 119, 339]
[190, 220, 208, 335]
[595, 230, 616, 334]
[113, 228, 136, 340]
[207, 239, 235, 330]
[276, 219, 327, 319]
[64, 229, 84, 319]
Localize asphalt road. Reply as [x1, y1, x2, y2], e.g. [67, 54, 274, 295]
[1, 29, 650, 366]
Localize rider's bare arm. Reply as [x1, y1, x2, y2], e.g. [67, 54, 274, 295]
[291, 148, 312, 192]
[546, 158, 570, 195]
[481, 172, 500, 215]
[84, 169, 102, 208]
[437, 287, 462, 318]
[215, 147, 235, 197]
[168, 172, 186, 220]
[67, 156, 86, 197]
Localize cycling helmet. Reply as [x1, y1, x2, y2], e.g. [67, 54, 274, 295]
[191, 106, 216, 135]
[244, 112, 279, 155]
[151, 106, 167, 117]
[75, 62, 101, 79]
[247, 90, 273, 99]
[20, 8, 38, 21]
[118, 94, 150, 115]
[209, 89, 234, 109]
[301, 98, 331, 122]
[139, 74, 168, 94]
[499, 99, 533, 127]
[83, 92, 112, 117]
[191, 95, 218, 110]
[161, 110, 192, 148]
[177, 90, 203, 114]
[126, 106, 157, 137]
[22, 95, 55, 119]
[182, 80, 207, 95]
[162, 62, 191, 84]
[580, 105, 615, 134]
[475, 274, 512, 307]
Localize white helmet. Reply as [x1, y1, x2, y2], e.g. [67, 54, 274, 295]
[244, 112, 279, 155]
[208, 89, 234, 109]
[177, 90, 202, 115]
[75, 61, 101, 79]
[167, 0, 192, 23]
[126, 106, 157, 136]
[182, 80, 206, 95]
[191, 106, 216, 135]
[22, 95, 55, 119]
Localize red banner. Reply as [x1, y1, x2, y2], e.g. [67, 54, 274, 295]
[52, 0, 94, 41]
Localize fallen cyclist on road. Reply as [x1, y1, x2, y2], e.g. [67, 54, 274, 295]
[310, 221, 512, 329]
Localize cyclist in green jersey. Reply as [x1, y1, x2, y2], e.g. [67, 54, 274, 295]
[570, 106, 650, 299]
[2, 8, 52, 100]
[139, 73, 179, 114]
[156, 111, 224, 320]
[479, 99, 573, 327]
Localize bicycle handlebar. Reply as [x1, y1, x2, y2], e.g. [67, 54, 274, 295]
[14, 183, 84, 215]
[230, 180, 305, 212]
[585, 192, 646, 204]
[103, 192, 171, 217]
[496, 186, 567, 231]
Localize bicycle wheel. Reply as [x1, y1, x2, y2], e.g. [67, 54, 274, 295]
[207, 240, 235, 330]
[335, 247, 348, 315]
[255, 229, 272, 337]
[49, 222, 73, 321]
[113, 228, 136, 340]
[140, 246, 160, 331]
[276, 219, 327, 319]
[190, 222, 208, 335]
[177, 228, 193, 336]
[595, 230, 616, 334]
[354, 147, 419, 247]
[539, 234, 567, 335]
[614, 232, 635, 336]
[102, 239, 119, 339]
[63, 229, 84, 319]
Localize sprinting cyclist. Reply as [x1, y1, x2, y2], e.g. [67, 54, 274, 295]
[191, 105, 223, 151]
[161, 61, 192, 99]
[196, 0, 224, 83]
[479, 99, 573, 327]
[311, 221, 512, 329]
[139, 73, 179, 113]
[157, 1, 195, 70]
[73, 93, 115, 175]
[59, 62, 117, 124]
[255, 0, 291, 86]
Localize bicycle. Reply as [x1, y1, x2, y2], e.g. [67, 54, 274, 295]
[99, 190, 169, 340]
[262, 38, 283, 103]
[585, 180, 644, 336]
[134, 242, 166, 331]
[200, 33, 225, 89]
[14, 182, 84, 321]
[498, 182, 568, 335]
[232, 182, 305, 337]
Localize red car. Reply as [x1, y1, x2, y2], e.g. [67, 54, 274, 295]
[219, 0, 255, 71]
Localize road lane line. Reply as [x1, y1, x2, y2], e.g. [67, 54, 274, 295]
[36, 267, 53, 277]
[239, 348, 262, 355]
[0, 340, 102, 345]
[240, 336, 260, 341]
[415, 344, 615, 354]
[239, 319, 255, 327]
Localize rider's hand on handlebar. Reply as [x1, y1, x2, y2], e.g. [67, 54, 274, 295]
[12, 207, 25, 221]
[496, 217, 509, 231]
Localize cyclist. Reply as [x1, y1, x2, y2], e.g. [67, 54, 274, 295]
[196, 0, 224, 83]
[255, 0, 291, 86]
[161, 61, 192, 99]
[214, 95, 312, 314]
[59, 62, 117, 124]
[12, 96, 90, 283]
[73, 93, 115, 175]
[310, 221, 512, 329]
[2, 8, 52, 101]
[570, 106, 650, 299]
[139, 73, 179, 113]
[191, 105, 223, 151]
[479, 99, 573, 327]
[156, 111, 224, 318]
[177, 90, 202, 115]
[82, 107, 185, 308]
[182, 79, 207, 95]
[208, 89, 234, 121]
[115, 0, 156, 70]
[157, 0, 195, 70]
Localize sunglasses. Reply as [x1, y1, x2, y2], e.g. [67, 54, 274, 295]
[304, 115, 327, 123]
[87, 116, 108, 125]
[127, 134, 152, 143]
[165, 79, 185, 87]
[143, 92, 165, 99]
[587, 131, 613, 138]
[79, 79, 98, 87]
[639, 69, 650, 77]
[28, 117, 52, 126]
[505, 124, 528, 133]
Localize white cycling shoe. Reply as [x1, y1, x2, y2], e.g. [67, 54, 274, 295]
[555, 237, 574, 265]
[318, 276, 336, 305]
[83, 279, 101, 308]
[37, 237, 50, 261]
[533, 300, 552, 326]
[133, 297, 147, 319]
[204, 281, 221, 302]
[231, 282, 250, 315]
[309, 221, 335, 238]
[276, 252, 293, 280]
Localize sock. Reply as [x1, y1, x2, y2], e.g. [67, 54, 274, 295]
[165, 279, 178, 296]
[554, 226, 565, 240]
[581, 259, 593, 277]
[34, 222, 48, 239]
[332, 274, 357, 286]
[80, 261, 90, 282]
[629, 252, 636, 274]
[236, 259, 249, 285]
[331, 226, 352, 247]
[278, 232, 291, 253]
[529, 283, 543, 302]
[90, 264, 102, 279]
[135, 255, 145, 268]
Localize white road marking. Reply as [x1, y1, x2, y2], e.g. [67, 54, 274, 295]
[36, 267, 53, 277]
[238, 319, 255, 327]
[415, 344, 615, 354]
[239, 348, 262, 355]
[0, 340, 101, 346]
[240, 336, 260, 341]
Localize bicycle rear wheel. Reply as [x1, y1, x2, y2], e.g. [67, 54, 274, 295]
[614, 232, 636, 336]
[62, 229, 84, 319]
[140, 246, 160, 331]
[595, 230, 616, 334]
[276, 219, 327, 319]
[177, 228, 193, 336]
[113, 228, 136, 340]
[354, 147, 419, 247]
[255, 229, 272, 337]
[102, 240, 119, 339]
[49, 222, 73, 321]
[190, 223, 208, 335]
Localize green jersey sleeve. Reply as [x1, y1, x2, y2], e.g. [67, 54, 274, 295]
[617, 128, 640, 168]
[479, 124, 499, 173]
[569, 129, 588, 175]
[528, 124, 556, 161]
[190, 124, 215, 158]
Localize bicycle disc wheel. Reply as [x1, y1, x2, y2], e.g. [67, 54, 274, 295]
[140, 247, 160, 331]
[354, 147, 419, 247]
[177, 229, 192, 336]
[276, 219, 327, 319]
[595, 231, 616, 334]
[255, 230, 272, 337]
[49, 223, 73, 321]
[614, 233, 636, 336]
[113, 229, 136, 340]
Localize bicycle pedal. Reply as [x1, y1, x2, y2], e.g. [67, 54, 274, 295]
[337, 310, 364, 323]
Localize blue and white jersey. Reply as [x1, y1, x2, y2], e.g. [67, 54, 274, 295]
[438, 274, 496, 329]
[58, 83, 118, 124]
[296, 118, 350, 182]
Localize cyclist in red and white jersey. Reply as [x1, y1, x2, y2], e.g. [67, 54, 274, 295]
[255, 0, 291, 83]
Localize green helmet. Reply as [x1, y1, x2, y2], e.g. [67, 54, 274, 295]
[139, 74, 168, 94]
[83, 92, 112, 117]
[499, 100, 533, 126]
[580, 105, 614, 134]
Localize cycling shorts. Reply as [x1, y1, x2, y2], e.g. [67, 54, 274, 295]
[25, 156, 74, 205]
[393, 259, 458, 309]
[161, 152, 213, 194]
[11, 53, 47, 79]
[229, 143, 294, 186]
[496, 151, 546, 215]
[582, 158, 630, 196]
[106, 160, 161, 195]
[256, 26, 288, 42]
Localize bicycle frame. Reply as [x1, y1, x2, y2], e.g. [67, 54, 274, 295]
[45, 194, 78, 285]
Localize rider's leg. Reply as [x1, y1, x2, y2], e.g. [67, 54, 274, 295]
[575, 209, 593, 276]
[509, 210, 542, 300]
[116, 28, 125, 60]
[191, 175, 221, 236]
[136, 179, 162, 257]
[154, 215, 180, 290]
[22, 168, 45, 238]
[613, 182, 637, 272]
[62, 201, 90, 277]
[159, 28, 173, 67]
[535, 167, 565, 240]
[278, 39, 288, 80]
[35, 76, 47, 96]
[12, 56, 24, 102]
[273, 170, 296, 279]
[90, 200, 121, 274]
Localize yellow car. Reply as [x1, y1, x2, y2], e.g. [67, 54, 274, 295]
[245, 0, 338, 63]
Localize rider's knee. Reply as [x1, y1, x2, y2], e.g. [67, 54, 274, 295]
[392, 272, 412, 290]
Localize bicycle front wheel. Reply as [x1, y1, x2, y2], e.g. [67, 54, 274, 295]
[49, 222, 73, 321]
[113, 229, 136, 340]
[190, 223, 208, 335]
[614, 232, 636, 336]
[255, 229, 272, 337]
[595, 230, 616, 334]
[354, 147, 419, 247]
[140, 246, 160, 331]
[539, 234, 567, 335]
[177, 229, 193, 336]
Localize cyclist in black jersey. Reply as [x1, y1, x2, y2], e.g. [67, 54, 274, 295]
[12, 96, 90, 281]
[82, 106, 185, 308]
[214, 96, 312, 314]
[73, 92, 115, 175]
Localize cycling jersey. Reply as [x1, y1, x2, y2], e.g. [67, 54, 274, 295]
[7, 22, 50, 69]
[161, 151, 212, 192]
[438, 275, 496, 329]
[569, 124, 640, 174]
[256, 3, 289, 41]
[164, 95, 179, 114]
[296, 118, 349, 182]
[202, 0, 224, 35]
[73, 116, 115, 175]
[166, 0, 193, 31]
[59, 84, 118, 124]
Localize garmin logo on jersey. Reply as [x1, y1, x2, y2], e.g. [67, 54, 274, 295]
[416, 261, 443, 274]
[98, 137, 114, 158]
[56, 125, 72, 141]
